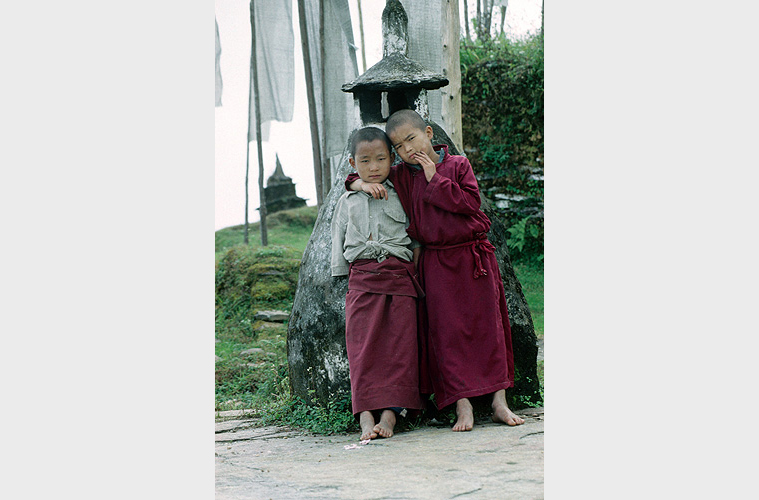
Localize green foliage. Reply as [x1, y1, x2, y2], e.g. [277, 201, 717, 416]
[506, 215, 544, 262]
[461, 33, 543, 177]
[260, 391, 357, 435]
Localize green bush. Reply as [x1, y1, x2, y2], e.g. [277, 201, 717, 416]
[461, 33, 544, 178]
[461, 33, 544, 262]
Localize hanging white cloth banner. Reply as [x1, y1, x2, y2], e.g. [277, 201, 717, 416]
[215, 18, 223, 107]
[302, 0, 359, 159]
[248, 0, 295, 142]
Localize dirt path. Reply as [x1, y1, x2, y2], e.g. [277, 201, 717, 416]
[215, 407, 543, 499]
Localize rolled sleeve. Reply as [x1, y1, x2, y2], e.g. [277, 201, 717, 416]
[330, 196, 350, 276]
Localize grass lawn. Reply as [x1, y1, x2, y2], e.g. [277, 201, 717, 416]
[216, 205, 319, 258]
[513, 260, 544, 340]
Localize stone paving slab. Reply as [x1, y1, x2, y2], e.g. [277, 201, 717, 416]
[215, 408, 543, 500]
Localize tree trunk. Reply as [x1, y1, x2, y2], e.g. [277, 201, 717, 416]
[482, 0, 494, 39]
[463, 0, 471, 43]
[499, 3, 507, 36]
[541, 0, 544, 34]
[474, 0, 495, 40]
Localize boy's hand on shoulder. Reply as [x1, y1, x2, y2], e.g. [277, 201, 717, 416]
[413, 151, 437, 182]
[361, 181, 388, 200]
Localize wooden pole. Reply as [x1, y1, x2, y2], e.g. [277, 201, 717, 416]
[357, 0, 367, 73]
[297, 0, 324, 207]
[250, 1, 268, 246]
[442, 0, 463, 152]
[319, 0, 331, 199]
[243, 9, 254, 244]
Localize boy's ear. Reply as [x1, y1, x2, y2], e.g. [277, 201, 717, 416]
[389, 151, 395, 162]
[348, 157, 356, 170]
[425, 125, 434, 139]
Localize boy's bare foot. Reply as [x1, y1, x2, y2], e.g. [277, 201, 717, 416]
[491, 389, 525, 426]
[359, 411, 378, 440]
[452, 398, 474, 431]
[372, 409, 397, 438]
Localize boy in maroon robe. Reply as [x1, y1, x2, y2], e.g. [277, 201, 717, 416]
[346, 110, 525, 431]
[332, 127, 423, 440]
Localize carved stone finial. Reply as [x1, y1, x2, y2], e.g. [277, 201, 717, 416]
[382, 0, 408, 57]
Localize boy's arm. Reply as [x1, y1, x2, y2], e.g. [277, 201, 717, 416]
[412, 245, 421, 270]
[346, 164, 401, 199]
[421, 156, 481, 215]
[347, 176, 388, 200]
[330, 197, 350, 276]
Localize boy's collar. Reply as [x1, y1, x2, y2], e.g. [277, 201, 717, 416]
[433, 144, 449, 162]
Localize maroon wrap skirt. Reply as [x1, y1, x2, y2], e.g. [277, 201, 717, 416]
[345, 257, 423, 415]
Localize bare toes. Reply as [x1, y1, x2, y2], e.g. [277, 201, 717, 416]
[361, 430, 377, 440]
[452, 420, 473, 432]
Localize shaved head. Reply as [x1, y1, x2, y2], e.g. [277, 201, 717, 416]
[386, 109, 428, 138]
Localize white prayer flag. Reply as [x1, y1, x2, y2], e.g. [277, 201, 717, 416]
[215, 18, 223, 107]
[302, 0, 359, 157]
[248, 0, 295, 142]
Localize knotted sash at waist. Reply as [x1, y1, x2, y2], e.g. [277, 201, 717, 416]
[363, 240, 385, 259]
[348, 257, 424, 298]
[425, 233, 495, 279]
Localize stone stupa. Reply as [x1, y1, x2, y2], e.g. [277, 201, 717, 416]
[263, 154, 307, 214]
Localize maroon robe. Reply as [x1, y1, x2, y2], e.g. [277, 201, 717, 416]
[346, 145, 515, 409]
[345, 257, 423, 415]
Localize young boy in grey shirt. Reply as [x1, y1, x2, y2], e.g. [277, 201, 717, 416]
[331, 127, 422, 441]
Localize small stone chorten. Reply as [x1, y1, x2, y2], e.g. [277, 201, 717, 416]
[263, 154, 307, 214]
[341, 0, 449, 126]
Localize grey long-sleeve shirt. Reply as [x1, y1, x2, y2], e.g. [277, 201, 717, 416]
[331, 179, 418, 277]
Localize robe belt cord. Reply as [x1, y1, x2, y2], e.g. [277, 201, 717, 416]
[425, 233, 494, 279]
